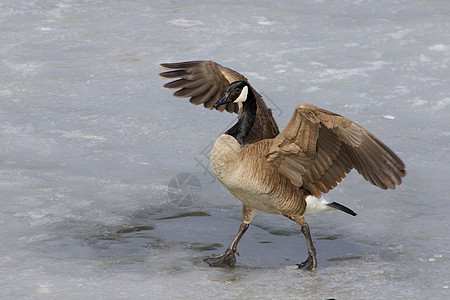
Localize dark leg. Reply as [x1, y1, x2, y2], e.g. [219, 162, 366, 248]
[285, 215, 317, 271]
[297, 221, 317, 270]
[203, 222, 249, 267]
[203, 205, 257, 267]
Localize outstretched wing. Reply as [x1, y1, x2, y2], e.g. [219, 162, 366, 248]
[266, 103, 406, 197]
[160, 60, 280, 141]
[159, 60, 246, 113]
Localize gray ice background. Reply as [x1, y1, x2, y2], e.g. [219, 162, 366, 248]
[1, 0, 449, 299]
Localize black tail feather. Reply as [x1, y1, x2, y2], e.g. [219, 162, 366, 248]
[327, 202, 357, 216]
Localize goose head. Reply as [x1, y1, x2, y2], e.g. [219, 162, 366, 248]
[213, 81, 257, 147]
[213, 81, 251, 108]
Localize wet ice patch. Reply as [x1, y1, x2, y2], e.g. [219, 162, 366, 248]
[167, 19, 204, 27]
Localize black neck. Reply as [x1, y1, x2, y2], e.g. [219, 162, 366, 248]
[225, 89, 257, 147]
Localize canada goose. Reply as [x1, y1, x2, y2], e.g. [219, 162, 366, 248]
[160, 61, 406, 270]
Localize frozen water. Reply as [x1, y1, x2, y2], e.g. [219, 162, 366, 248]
[1, 0, 449, 299]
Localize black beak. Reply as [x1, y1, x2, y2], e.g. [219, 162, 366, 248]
[213, 92, 232, 108]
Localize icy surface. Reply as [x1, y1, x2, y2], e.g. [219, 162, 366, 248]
[1, 0, 449, 299]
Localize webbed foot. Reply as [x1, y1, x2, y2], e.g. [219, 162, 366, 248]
[203, 249, 238, 267]
[297, 255, 317, 271]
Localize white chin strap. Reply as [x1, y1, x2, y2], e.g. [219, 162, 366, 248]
[234, 86, 248, 103]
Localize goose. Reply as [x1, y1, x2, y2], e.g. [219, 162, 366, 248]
[160, 61, 406, 270]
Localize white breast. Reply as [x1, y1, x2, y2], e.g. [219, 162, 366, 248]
[209, 134, 241, 182]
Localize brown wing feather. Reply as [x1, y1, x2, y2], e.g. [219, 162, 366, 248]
[160, 60, 280, 140]
[266, 103, 405, 197]
[160, 61, 243, 113]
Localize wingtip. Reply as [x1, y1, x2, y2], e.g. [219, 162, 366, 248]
[160, 63, 172, 69]
[159, 60, 205, 70]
